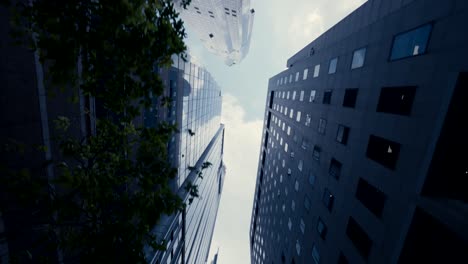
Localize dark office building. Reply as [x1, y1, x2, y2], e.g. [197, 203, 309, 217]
[249, 0, 468, 263]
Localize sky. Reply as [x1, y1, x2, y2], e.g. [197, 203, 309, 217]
[184, 0, 366, 263]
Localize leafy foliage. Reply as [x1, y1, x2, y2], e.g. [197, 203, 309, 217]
[0, 0, 215, 263]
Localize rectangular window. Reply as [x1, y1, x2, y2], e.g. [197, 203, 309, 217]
[312, 245, 320, 264]
[329, 158, 342, 179]
[318, 118, 327, 134]
[317, 218, 328, 240]
[328, 57, 338, 74]
[287, 91, 290, 99]
[338, 253, 349, 264]
[323, 90, 332, 104]
[322, 188, 334, 211]
[296, 111, 301, 122]
[366, 135, 401, 170]
[313, 64, 320, 78]
[356, 178, 386, 218]
[289, 74, 293, 83]
[376, 86, 416, 116]
[305, 114, 311, 127]
[343, 88, 358, 108]
[300, 90, 304, 101]
[304, 195, 311, 211]
[313, 146, 321, 161]
[336, 125, 350, 145]
[292, 91, 296, 100]
[309, 90, 316, 102]
[346, 217, 372, 259]
[303, 68, 309, 80]
[351, 47, 366, 69]
[289, 108, 294, 118]
[301, 138, 309, 150]
[298, 159, 303, 171]
[295, 72, 300, 82]
[390, 23, 432, 61]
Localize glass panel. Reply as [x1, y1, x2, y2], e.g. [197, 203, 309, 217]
[390, 24, 432, 60]
[328, 57, 338, 74]
[351, 48, 366, 69]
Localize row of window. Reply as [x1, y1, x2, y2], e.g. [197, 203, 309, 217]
[275, 22, 432, 87]
[274, 84, 416, 117]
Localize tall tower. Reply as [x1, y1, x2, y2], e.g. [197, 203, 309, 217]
[250, 0, 468, 263]
[145, 55, 226, 264]
[176, 0, 255, 66]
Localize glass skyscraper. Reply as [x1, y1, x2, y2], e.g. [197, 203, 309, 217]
[175, 0, 255, 66]
[250, 0, 468, 263]
[145, 55, 226, 264]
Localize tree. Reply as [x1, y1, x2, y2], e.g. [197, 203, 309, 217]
[0, 0, 202, 262]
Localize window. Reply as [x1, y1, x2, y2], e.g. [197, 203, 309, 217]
[313, 64, 320, 78]
[312, 146, 321, 161]
[295, 72, 300, 82]
[298, 160, 303, 171]
[312, 245, 320, 264]
[322, 189, 334, 211]
[318, 118, 327, 134]
[295, 179, 299, 191]
[343, 88, 358, 108]
[289, 74, 293, 83]
[351, 47, 366, 69]
[287, 126, 291, 135]
[296, 240, 301, 255]
[288, 218, 292, 230]
[390, 23, 432, 61]
[287, 91, 290, 99]
[299, 90, 304, 101]
[309, 90, 316, 102]
[317, 218, 328, 240]
[305, 114, 311, 127]
[323, 90, 332, 104]
[296, 111, 301, 122]
[338, 252, 349, 264]
[336, 125, 350, 145]
[308, 173, 316, 186]
[376, 86, 416, 116]
[301, 138, 309, 149]
[329, 158, 342, 179]
[304, 195, 311, 211]
[346, 217, 372, 259]
[303, 68, 309, 80]
[292, 91, 296, 100]
[356, 178, 386, 218]
[300, 218, 305, 234]
[284, 143, 288, 152]
[366, 135, 401, 170]
[328, 57, 338, 74]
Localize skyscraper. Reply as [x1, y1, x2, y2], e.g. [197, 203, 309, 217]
[0, 4, 226, 261]
[250, 0, 468, 263]
[176, 0, 255, 66]
[145, 55, 226, 264]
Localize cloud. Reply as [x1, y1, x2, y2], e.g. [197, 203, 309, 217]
[207, 94, 263, 263]
[287, 9, 325, 53]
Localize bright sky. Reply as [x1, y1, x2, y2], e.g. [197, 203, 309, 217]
[185, 0, 366, 263]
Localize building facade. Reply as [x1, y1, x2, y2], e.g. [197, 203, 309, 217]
[145, 56, 226, 264]
[250, 0, 468, 263]
[176, 0, 255, 66]
[1, 3, 225, 261]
